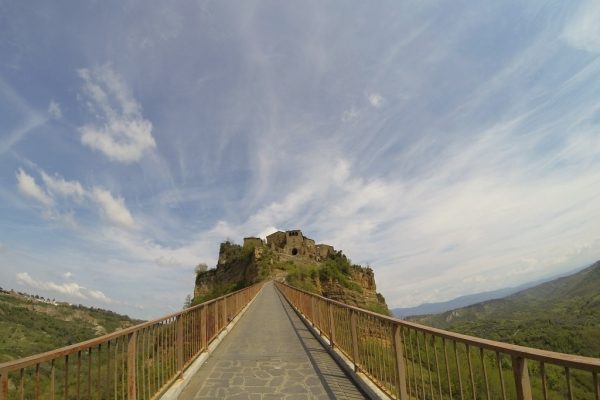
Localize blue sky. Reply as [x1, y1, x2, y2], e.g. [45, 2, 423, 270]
[1, 1, 600, 319]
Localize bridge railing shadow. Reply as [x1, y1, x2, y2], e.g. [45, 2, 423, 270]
[275, 281, 600, 400]
[0, 282, 264, 400]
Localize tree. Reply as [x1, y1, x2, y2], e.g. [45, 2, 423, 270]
[195, 263, 208, 274]
[183, 295, 192, 309]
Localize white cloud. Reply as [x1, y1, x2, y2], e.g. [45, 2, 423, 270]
[562, 0, 600, 53]
[16, 272, 113, 303]
[78, 65, 156, 163]
[47, 100, 62, 119]
[16, 169, 53, 206]
[87, 289, 112, 303]
[91, 187, 138, 230]
[17, 168, 138, 231]
[63, 271, 73, 279]
[41, 171, 86, 200]
[368, 93, 384, 108]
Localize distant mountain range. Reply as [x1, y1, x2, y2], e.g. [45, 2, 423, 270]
[409, 260, 600, 358]
[392, 265, 587, 318]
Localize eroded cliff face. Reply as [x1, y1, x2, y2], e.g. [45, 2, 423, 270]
[193, 241, 261, 303]
[192, 233, 389, 315]
[318, 267, 388, 313]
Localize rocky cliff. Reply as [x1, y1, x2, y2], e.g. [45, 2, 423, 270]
[193, 230, 389, 314]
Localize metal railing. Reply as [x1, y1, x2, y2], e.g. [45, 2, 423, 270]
[0, 282, 263, 400]
[276, 281, 600, 400]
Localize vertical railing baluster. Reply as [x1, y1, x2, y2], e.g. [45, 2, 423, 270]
[177, 316, 184, 375]
[480, 348, 490, 400]
[400, 328, 412, 398]
[114, 339, 118, 400]
[328, 302, 335, 348]
[140, 330, 146, 400]
[77, 351, 81, 400]
[393, 325, 409, 399]
[0, 368, 9, 400]
[593, 371, 599, 400]
[127, 332, 137, 400]
[433, 336, 443, 400]
[107, 341, 111, 399]
[88, 348, 92, 400]
[408, 330, 418, 398]
[213, 302, 218, 341]
[18, 368, 24, 400]
[201, 305, 207, 351]
[496, 352, 506, 400]
[424, 333, 434, 400]
[540, 362, 547, 400]
[50, 359, 55, 400]
[35, 363, 41, 400]
[97, 344, 101, 398]
[444, 339, 452, 400]
[511, 356, 532, 400]
[466, 345, 476, 400]
[454, 341, 464, 400]
[565, 367, 573, 400]
[64, 355, 69, 400]
[350, 310, 360, 372]
[417, 331, 425, 399]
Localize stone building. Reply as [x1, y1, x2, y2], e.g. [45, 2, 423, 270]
[243, 237, 264, 249]
[266, 230, 334, 261]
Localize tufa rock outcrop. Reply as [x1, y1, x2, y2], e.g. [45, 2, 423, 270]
[193, 230, 389, 314]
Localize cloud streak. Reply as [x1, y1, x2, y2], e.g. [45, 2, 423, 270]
[78, 65, 156, 163]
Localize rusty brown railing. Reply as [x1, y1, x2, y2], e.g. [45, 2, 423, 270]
[276, 281, 600, 400]
[0, 282, 263, 400]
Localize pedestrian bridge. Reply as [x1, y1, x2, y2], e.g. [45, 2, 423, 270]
[0, 281, 598, 400]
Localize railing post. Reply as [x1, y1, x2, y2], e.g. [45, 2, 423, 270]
[393, 325, 409, 400]
[200, 305, 207, 351]
[176, 316, 184, 373]
[310, 297, 316, 325]
[223, 297, 228, 323]
[0, 369, 8, 400]
[328, 302, 335, 348]
[127, 332, 137, 400]
[350, 310, 360, 371]
[512, 356, 532, 400]
[213, 301, 218, 336]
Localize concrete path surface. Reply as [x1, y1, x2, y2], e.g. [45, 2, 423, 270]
[178, 282, 367, 400]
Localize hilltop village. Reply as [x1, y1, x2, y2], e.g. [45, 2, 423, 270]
[195, 229, 389, 314]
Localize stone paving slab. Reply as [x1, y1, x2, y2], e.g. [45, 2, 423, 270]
[178, 282, 367, 400]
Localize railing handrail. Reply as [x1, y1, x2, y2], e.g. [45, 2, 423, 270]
[277, 282, 600, 372]
[0, 283, 258, 373]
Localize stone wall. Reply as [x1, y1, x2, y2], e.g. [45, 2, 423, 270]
[266, 229, 334, 261]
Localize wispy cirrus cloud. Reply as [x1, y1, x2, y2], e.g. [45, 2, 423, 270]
[91, 187, 138, 230]
[16, 169, 53, 206]
[561, 0, 600, 53]
[78, 65, 156, 163]
[16, 168, 139, 231]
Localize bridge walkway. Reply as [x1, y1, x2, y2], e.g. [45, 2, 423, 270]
[178, 282, 367, 400]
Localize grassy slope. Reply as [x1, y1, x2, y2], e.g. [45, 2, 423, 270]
[410, 261, 600, 358]
[0, 292, 142, 363]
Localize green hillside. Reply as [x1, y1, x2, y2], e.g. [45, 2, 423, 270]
[0, 289, 142, 363]
[410, 261, 600, 358]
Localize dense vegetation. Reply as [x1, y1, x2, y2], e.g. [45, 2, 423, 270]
[410, 260, 600, 358]
[286, 251, 363, 293]
[0, 290, 141, 362]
